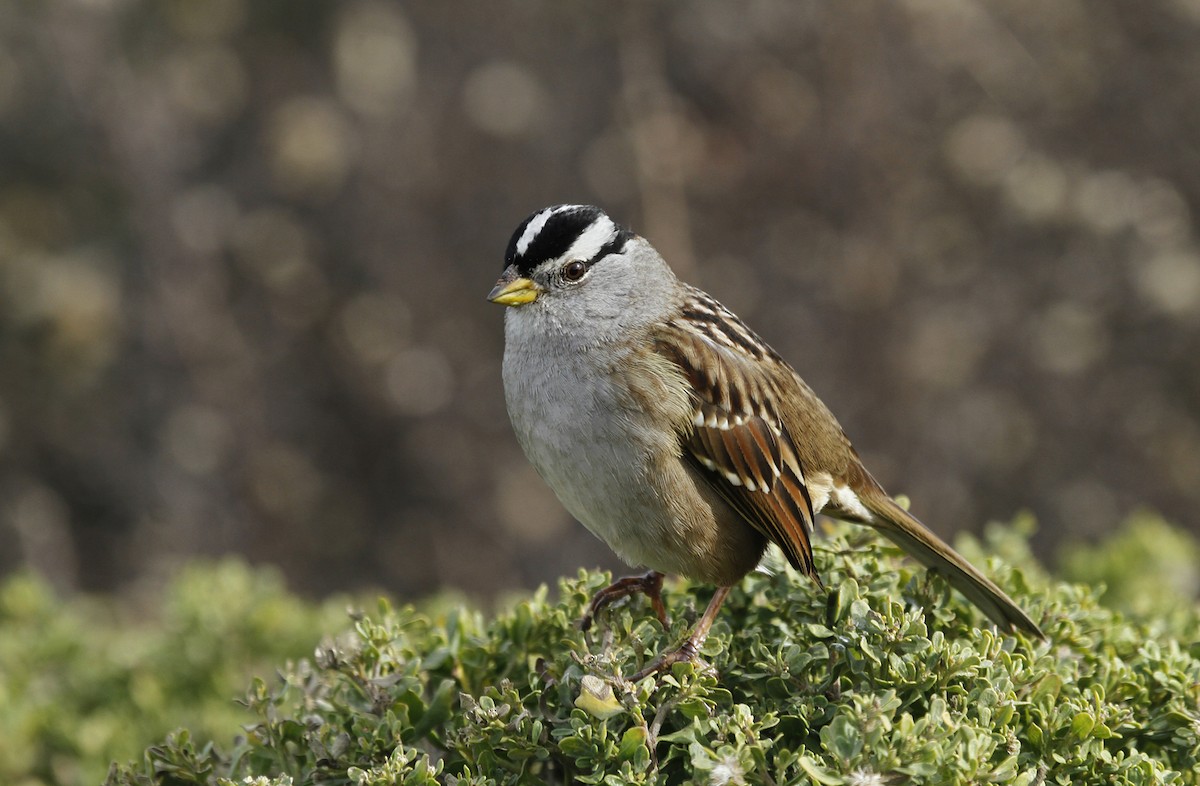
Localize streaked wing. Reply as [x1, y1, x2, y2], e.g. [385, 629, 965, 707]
[652, 302, 819, 579]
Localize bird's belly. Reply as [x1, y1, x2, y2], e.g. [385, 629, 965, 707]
[502, 345, 677, 561]
[501, 327, 769, 583]
[503, 346, 765, 583]
[509, 382, 662, 556]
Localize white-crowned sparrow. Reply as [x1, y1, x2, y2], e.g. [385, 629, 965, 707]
[489, 204, 1044, 678]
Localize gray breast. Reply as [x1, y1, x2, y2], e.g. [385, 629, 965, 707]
[501, 315, 676, 567]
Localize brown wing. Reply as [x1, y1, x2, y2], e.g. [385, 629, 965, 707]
[652, 323, 819, 580]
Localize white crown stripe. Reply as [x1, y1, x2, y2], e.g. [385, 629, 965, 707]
[564, 215, 617, 263]
[515, 205, 572, 257]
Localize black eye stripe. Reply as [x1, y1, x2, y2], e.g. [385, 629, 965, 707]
[588, 233, 629, 265]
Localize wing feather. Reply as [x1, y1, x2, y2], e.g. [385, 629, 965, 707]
[652, 323, 819, 579]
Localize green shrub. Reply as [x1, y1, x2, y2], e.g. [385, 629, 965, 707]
[1061, 511, 1200, 642]
[92, 517, 1199, 786]
[0, 561, 349, 786]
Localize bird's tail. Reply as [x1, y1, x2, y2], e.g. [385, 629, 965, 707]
[861, 494, 1044, 638]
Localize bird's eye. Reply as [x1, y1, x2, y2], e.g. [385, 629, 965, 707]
[562, 260, 587, 282]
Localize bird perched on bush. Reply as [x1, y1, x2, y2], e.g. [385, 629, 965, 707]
[489, 205, 1043, 678]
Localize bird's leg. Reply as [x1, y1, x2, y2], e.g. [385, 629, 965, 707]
[630, 585, 731, 681]
[581, 570, 668, 631]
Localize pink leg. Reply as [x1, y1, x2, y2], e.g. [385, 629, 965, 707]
[630, 585, 732, 681]
[580, 570, 668, 631]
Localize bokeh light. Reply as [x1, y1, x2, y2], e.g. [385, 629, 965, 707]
[1, 0, 1198, 600]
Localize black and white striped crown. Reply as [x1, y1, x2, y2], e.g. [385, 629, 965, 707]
[504, 205, 632, 277]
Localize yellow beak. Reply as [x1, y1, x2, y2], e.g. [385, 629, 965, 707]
[487, 268, 541, 307]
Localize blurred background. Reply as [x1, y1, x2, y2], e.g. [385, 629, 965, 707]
[1, 0, 1198, 601]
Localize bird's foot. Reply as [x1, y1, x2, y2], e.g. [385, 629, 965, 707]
[628, 585, 732, 682]
[629, 637, 707, 681]
[580, 570, 668, 631]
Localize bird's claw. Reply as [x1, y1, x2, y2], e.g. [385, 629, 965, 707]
[580, 570, 669, 631]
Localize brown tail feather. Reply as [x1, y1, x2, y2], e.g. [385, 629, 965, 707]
[861, 494, 1044, 638]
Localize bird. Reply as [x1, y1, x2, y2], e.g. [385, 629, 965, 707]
[488, 204, 1044, 679]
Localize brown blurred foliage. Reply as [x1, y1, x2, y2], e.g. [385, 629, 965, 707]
[1, 0, 1198, 599]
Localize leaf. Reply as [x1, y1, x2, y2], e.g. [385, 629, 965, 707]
[617, 726, 647, 761]
[574, 675, 623, 720]
[411, 679, 456, 739]
[1070, 711, 1095, 739]
[795, 755, 847, 785]
[820, 714, 862, 764]
[828, 578, 859, 627]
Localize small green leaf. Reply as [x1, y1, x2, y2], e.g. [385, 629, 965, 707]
[617, 726, 646, 760]
[411, 678, 456, 739]
[558, 735, 591, 757]
[829, 578, 859, 626]
[1030, 673, 1062, 704]
[676, 697, 711, 719]
[1070, 711, 1095, 738]
[796, 755, 847, 785]
[574, 675, 623, 720]
[820, 714, 862, 764]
